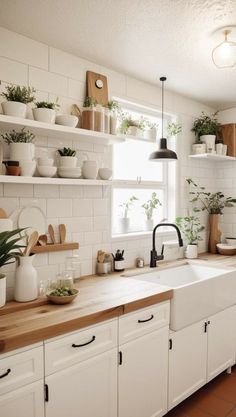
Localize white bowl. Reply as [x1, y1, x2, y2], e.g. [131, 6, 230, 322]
[58, 167, 81, 179]
[98, 168, 112, 180]
[225, 238, 236, 245]
[56, 115, 78, 127]
[38, 157, 54, 167]
[37, 165, 57, 178]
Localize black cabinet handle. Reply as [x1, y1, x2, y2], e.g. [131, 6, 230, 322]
[72, 336, 96, 348]
[138, 314, 154, 323]
[204, 322, 208, 333]
[0, 369, 11, 379]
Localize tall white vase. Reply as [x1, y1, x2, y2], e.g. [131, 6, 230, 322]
[15, 255, 38, 302]
[0, 273, 6, 308]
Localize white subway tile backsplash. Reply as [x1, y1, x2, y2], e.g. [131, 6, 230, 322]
[68, 78, 86, 100]
[4, 184, 34, 197]
[84, 231, 103, 245]
[73, 199, 93, 217]
[29, 66, 68, 95]
[60, 217, 93, 232]
[49, 250, 73, 265]
[59, 185, 83, 198]
[93, 216, 109, 231]
[34, 185, 60, 198]
[93, 199, 108, 216]
[0, 56, 28, 85]
[84, 186, 103, 199]
[47, 198, 72, 217]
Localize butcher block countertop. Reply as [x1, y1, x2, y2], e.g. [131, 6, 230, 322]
[1, 252, 236, 354]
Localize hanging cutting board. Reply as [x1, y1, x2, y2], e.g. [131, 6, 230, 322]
[86, 71, 108, 106]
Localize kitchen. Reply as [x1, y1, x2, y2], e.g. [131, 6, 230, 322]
[0, 1, 236, 417]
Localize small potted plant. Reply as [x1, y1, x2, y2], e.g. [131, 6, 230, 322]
[81, 96, 97, 131]
[145, 121, 159, 140]
[176, 215, 204, 259]
[1, 84, 35, 118]
[0, 228, 25, 307]
[119, 195, 138, 234]
[107, 100, 121, 135]
[33, 99, 60, 124]
[58, 147, 77, 168]
[142, 192, 161, 231]
[167, 122, 182, 138]
[191, 112, 220, 153]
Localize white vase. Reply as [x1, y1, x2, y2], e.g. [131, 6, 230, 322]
[33, 108, 56, 124]
[200, 135, 216, 153]
[1, 101, 27, 118]
[118, 218, 130, 234]
[9, 142, 35, 161]
[15, 255, 38, 302]
[20, 160, 36, 177]
[110, 115, 117, 135]
[185, 244, 198, 259]
[127, 126, 142, 137]
[145, 128, 157, 140]
[0, 273, 6, 308]
[60, 156, 77, 168]
[82, 160, 98, 179]
[143, 219, 154, 231]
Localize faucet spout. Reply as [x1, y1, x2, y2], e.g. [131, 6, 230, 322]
[150, 222, 183, 268]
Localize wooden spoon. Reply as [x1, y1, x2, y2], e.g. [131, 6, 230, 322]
[38, 234, 47, 246]
[48, 224, 56, 244]
[0, 208, 7, 219]
[24, 231, 39, 256]
[59, 224, 66, 244]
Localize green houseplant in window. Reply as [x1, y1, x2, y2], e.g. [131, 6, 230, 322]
[1, 84, 35, 119]
[142, 192, 162, 231]
[119, 195, 138, 234]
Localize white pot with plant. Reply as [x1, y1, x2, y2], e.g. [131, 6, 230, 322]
[191, 112, 220, 153]
[176, 214, 205, 259]
[107, 100, 121, 135]
[119, 195, 138, 234]
[58, 147, 77, 168]
[145, 122, 158, 140]
[1, 84, 35, 118]
[0, 229, 25, 308]
[33, 99, 59, 124]
[142, 192, 161, 231]
[119, 114, 143, 137]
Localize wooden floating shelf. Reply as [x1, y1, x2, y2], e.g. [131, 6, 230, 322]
[31, 242, 79, 254]
[0, 175, 112, 186]
[0, 114, 126, 145]
[188, 154, 236, 161]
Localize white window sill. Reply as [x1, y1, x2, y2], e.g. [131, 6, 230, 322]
[112, 229, 177, 241]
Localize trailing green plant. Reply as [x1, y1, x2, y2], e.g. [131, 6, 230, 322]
[1, 85, 35, 103]
[58, 147, 76, 157]
[0, 229, 26, 268]
[107, 100, 120, 113]
[35, 99, 60, 110]
[142, 192, 162, 220]
[167, 122, 182, 137]
[186, 178, 236, 215]
[191, 112, 220, 139]
[120, 195, 138, 218]
[146, 121, 158, 130]
[2, 127, 35, 144]
[176, 215, 204, 245]
[83, 96, 97, 108]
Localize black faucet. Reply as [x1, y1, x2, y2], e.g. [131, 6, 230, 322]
[150, 223, 183, 267]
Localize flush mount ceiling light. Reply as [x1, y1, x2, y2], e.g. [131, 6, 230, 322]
[212, 29, 236, 69]
[149, 77, 177, 161]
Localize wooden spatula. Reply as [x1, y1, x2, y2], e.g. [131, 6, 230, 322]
[59, 224, 66, 244]
[38, 234, 47, 246]
[0, 208, 7, 219]
[48, 224, 56, 244]
[24, 231, 39, 256]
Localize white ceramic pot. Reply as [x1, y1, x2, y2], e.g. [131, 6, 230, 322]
[145, 128, 157, 140]
[55, 115, 78, 127]
[200, 135, 216, 153]
[118, 218, 130, 234]
[37, 157, 54, 166]
[110, 115, 117, 135]
[127, 126, 142, 137]
[82, 160, 98, 179]
[143, 219, 154, 231]
[20, 160, 36, 177]
[1, 101, 27, 118]
[0, 273, 6, 308]
[33, 108, 56, 124]
[60, 156, 77, 168]
[98, 167, 112, 180]
[192, 143, 206, 155]
[185, 244, 198, 259]
[15, 255, 38, 302]
[9, 142, 35, 161]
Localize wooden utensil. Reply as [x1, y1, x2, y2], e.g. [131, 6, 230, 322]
[48, 224, 56, 244]
[0, 208, 7, 219]
[38, 234, 47, 246]
[59, 224, 66, 244]
[24, 231, 39, 256]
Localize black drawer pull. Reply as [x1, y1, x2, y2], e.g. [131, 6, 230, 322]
[138, 314, 154, 323]
[0, 369, 11, 379]
[72, 336, 96, 348]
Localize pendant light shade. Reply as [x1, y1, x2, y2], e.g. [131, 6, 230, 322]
[212, 29, 236, 69]
[149, 77, 177, 161]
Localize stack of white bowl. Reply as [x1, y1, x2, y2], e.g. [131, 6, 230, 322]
[37, 158, 57, 177]
[58, 155, 81, 178]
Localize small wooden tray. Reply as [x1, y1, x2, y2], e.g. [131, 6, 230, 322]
[31, 242, 79, 254]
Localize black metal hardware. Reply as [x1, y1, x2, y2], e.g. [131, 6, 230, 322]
[0, 368, 11, 379]
[72, 335, 96, 348]
[44, 384, 49, 402]
[204, 322, 208, 333]
[208, 320, 211, 325]
[119, 351, 123, 365]
[150, 223, 183, 267]
[138, 314, 154, 323]
[169, 339, 173, 350]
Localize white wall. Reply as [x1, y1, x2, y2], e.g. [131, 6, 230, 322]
[0, 27, 216, 300]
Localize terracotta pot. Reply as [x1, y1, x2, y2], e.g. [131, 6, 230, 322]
[208, 214, 221, 254]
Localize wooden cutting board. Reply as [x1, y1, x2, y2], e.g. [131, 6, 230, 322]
[86, 71, 108, 105]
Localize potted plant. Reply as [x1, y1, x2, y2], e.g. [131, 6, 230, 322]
[167, 122, 182, 138]
[1, 84, 35, 118]
[187, 178, 236, 253]
[58, 147, 77, 168]
[81, 96, 97, 131]
[145, 121, 159, 140]
[119, 195, 138, 233]
[1, 128, 36, 176]
[33, 99, 60, 124]
[107, 100, 121, 135]
[119, 115, 143, 137]
[142, 192, 161, 231]
[0, 229, 25, 307]
[176, 215, 204, 259]
[191, 112, 220, 153]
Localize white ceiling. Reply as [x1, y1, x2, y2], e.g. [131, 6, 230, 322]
[0, 0, 236, 109]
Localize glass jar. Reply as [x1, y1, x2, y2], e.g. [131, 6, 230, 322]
[81, 106, 95, 131]
[94, 105, 104, 132]
[104, 108, 110, 134]
[65, 256, 81, 280]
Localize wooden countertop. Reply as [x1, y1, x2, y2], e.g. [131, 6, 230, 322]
[1, 252, 236, 354]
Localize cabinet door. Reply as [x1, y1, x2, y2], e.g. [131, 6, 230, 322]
[119, 326, 169, 417]
[168, 320, 207, 410]
[45, 348, 117, 417]
[0, 380, 44, 417]
[207, 306, 236, 382]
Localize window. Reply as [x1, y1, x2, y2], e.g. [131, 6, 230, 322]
[112, 99, 176, 236]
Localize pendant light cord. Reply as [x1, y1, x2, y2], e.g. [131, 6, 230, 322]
[160, 76, 166, 138]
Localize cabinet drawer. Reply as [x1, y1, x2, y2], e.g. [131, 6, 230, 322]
[119, 301, 170, 344]
[45, 319, 118, 375]
[0, 346, 43, 395]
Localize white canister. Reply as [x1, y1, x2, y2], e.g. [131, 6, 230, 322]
[222, 144, 227, 155]
[185, 244, 198, 259]
[20, 160, 36, 177]
[192, 143, 206, 154]
[0, 273, 6, 308]
[82, 160, 98, 179]
[200, 135, 216, 153]
[216, 143, 223, 155]
[15, 255, 38, 302]
[9, 142, 35, 161]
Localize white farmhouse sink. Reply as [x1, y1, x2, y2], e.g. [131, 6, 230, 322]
[130, 263, 236, 331]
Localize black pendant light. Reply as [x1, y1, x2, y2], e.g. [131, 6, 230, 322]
[149, 76, 178, 161]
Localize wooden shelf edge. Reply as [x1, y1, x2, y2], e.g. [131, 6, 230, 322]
[31, 242, 79, 254]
